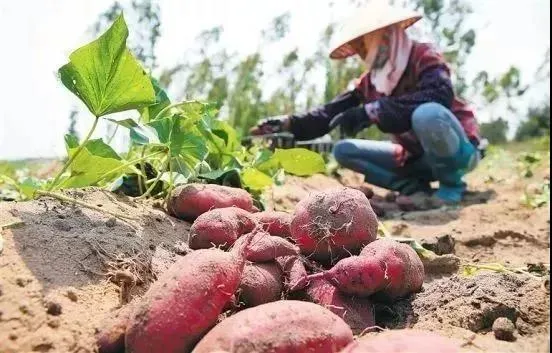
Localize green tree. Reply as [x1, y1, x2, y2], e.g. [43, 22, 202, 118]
[513, 48, 551, 142]
[261, 12, 292, 43]
[411, 0, 475, 97]
[67, 108, 79, 141]
[479, 118, 509, 145]
[515, 101, 550, 142]
[86, 0, 544, 146]
[472, 67, 528, 111]
[226, 53, 266, 136]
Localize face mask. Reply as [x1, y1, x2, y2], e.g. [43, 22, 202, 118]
[373, 31, 391, 69]
[361, 30, 385, 72]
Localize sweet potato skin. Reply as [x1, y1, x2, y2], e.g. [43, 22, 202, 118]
[125, 248, 246, 353]
[189, 207, 255, 250]
[252, 211, 293, 238]
[96, 303, 134, 353]
[168, 183, 256, 221]
[239, 262, 283, 307]
[340, 329, 460, 353]
[192, 300, 354, 353]
[306, 256, 387, 297]
[305, 239, 424, 300]
[360, 239, 424, 301]
[290, 187, 378, 262]
[275, 255, 308, 292]
[305, 278, 375, 334]
[233, 231, 299, 262]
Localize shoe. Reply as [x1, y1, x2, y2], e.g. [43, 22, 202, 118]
[348, 183, 375, 199]
[434, 183, 466, 203]
[397, 192, 446, 211]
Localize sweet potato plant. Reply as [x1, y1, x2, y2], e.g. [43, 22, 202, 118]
[2, 14, 325, 206]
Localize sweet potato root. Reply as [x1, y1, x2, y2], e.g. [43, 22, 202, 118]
[238, 262, 283, 307]
[305, 239, 424, 300]
[167, 183, 256, 221]
[125, 240, 252, 353]
[340, 329, 460, 353]
[252, 211, 293, 238]
[304, 256, 387, 297]
[189, 207, 255, 250]
[192, 300, 354, 353]
[360, 239, 424, 301]
[290, 187, 378, 262]
[232, 231, 299, 262]
[305, 278, 375, 334]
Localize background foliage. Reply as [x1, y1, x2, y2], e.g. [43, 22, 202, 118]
[86, 0, 550, 146]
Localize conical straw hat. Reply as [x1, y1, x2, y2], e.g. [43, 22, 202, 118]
[329, 1, 422, 59]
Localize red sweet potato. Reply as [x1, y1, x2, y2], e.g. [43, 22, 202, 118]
[189, 207, 256, 249]
[360, 239, 424, 301]
[252, 211, 292, 238]
[305, 239, 424, 300]
[96, 303, 134, 353]
[125, 239, 252, 353]
[275, 255, 308, 292]
[290, 187, 378, 262]
[232, 231, 299, 262]
[305, 256, 387, 297]
[306, 278, 375, 334]
[340, 329, 460, 353]
[192, 300, 354, 353]
[238, 262, 283, 307]
[167, 183, 256, 221]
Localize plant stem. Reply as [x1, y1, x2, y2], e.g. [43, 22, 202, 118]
[138, 146, 147, 195]
[462, 263, 514, 274]
[154, 100, 198, 120]
[137, 158, 168, 199]
[1, 220, 25, 230]
[35, 190, 138, 221]
[377, 221, 391, 237]
[48, 117, 100, 191]
[106, 125, 119, 145]
[90, 151, 164, 186]
[163, 152, 175, 208]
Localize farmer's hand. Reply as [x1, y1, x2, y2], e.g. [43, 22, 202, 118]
[329, 106, 372, 137]
[250, 115, 291, 135]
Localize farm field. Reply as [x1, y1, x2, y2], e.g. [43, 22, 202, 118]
[0, 140, 549, 353]
[1, 9, 550, 353]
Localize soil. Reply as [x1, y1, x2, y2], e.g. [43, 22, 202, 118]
[0, 152, 549, 352]
[0, 188, 190, 353]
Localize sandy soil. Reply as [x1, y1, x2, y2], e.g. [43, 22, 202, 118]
[0, 188, 190, 353]
[0, 149, 549, 352]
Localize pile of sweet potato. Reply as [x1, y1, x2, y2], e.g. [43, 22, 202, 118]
[97, 183, 457, 353]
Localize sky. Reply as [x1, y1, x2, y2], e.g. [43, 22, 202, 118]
[0, 0, 550, 160]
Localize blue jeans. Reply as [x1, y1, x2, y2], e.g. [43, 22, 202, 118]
[333, 103, 480, 202]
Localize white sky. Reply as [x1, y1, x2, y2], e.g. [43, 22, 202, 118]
[0, 0, 550, 160]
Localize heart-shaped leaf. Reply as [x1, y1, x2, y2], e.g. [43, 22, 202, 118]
[272, 148, 325, 176]
[59, 14, 155, 117]
[61, 137, 134, 187]
[241, 167, 273, 191]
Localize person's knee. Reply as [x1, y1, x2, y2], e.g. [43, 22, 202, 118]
[412, 103, 461, 157]
[332, 140, 356, 163]
[411, 102, 448, 132]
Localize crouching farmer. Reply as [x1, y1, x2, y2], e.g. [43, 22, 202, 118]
[251, 2, 484, 207]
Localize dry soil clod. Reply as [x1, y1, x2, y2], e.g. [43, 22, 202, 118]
[46, 301, 63, 316]
[492, 317, 517, 341]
